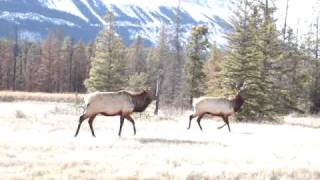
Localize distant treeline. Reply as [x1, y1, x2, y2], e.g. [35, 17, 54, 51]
[0, 30, 91, 93]
[1, 0, 320, 118]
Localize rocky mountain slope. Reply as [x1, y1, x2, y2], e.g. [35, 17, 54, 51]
[0, 0, 231, 46]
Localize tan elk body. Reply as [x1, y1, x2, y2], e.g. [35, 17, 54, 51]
[83, 91, 135, 117]
[192, 97, 235, 116]
[188, 83, 245, 132]
[74, 90, 153, 137]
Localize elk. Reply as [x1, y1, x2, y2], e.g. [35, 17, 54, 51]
[74, 90, 153, 137]
[187, 82, 245, 132]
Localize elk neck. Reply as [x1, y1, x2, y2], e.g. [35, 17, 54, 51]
[233, 94, 244, 112]
[130, 91, 153, 112]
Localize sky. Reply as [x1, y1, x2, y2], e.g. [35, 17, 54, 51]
[275, 0, 319, 36]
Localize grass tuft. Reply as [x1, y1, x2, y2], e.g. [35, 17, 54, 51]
[15, 110, 27, 119]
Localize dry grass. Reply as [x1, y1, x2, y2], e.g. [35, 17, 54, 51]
[0, 101, 320, 179]
[283, 114, 320, 128]
[0, 91, 83, 103]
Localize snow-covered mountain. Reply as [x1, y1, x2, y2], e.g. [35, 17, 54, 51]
[0, 0, 232, 46]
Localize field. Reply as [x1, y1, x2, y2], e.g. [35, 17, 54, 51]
[1, 94, 320, 179]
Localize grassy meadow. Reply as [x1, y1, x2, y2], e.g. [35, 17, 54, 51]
[0, 92, 320, 179]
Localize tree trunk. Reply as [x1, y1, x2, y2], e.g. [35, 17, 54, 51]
[12, 26, 18, 91]
[283, 0, 289, 41]
[154, 74, 164, 115]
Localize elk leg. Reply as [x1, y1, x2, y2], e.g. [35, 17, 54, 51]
[74, 114, 87, 137]
[217, 123, 227, 129]
[118, 116, 125, 137]
[197, 114, 205, 131]
[223, 116, 231, 132]
[188, 114, 195, 129]
[88, 115, 97, 137]
[125, 115, 136, 135]
[218, 116, 227, 130]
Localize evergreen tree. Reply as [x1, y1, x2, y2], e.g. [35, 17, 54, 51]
[16, 42, 30, 90]
[60, 37, 73, 92]
[0, 39, 14, 90]
[147, 25, 169, 114]
[127, 72, 149, 91]
[40, 30, 63, 92]
[167, 0, 188, 107]
[12, 26, 19, 91]
[86, 41, 95, 75]
[25, 43, 41, 91]
[185, 25, 209, 106]
[220, 0, 271, 119]
[72, 41, 89, 92]
[307, 16, 320, 113]
[85, 12, 127, 92]
[204, 42, 224, 96]
[127, 35, 147, 74]
[0, 40, 3, 89]
[126, 35, 148, 91]
[277, 28, 309, 113]
[257, 0, 284, 116]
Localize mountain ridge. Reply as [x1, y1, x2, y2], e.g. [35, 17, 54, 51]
[0, 0, 231, 46]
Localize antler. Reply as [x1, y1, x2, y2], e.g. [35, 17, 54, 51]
[235, 80, 245, 90]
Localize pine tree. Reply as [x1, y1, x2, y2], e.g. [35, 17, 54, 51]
[146, 25, 169, 114]
[127, 72, 149, 91]
[308, 16, 320, 113]
[0, 39, 14, 90]
[185, 25, 209, 106]
[86, 41, 95, 75]
[127, 35, 147, 74]
[204, 42, 224, 96]
[0, 40, 3, 89]
[0, 40, 7, 89]
[126, 35, 148, 91]
[12, 26, 19, 91]
[40, 30, 63, 92]
[25, 43, 41, 91]
[167, 0, 188, 107]
[16, 42, 30, 90]
[72, 41, 89, 92]
[257, 0, 284, 116]
[59, 37, 73, 92]
[85, 12, 127, 92]
[220, 0, 271, 119]
[280, 29, 308, 113]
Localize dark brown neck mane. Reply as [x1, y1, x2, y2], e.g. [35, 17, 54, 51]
[233, 94, 244, 112]
[127, 91, 153, 112]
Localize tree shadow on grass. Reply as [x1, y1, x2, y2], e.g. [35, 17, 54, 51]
[135, 137, 228, 147]
[137, 137, 208, 145]
[235, 131, 253, 135]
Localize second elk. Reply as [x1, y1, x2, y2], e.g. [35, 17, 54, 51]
[188, 82, 245, 132]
